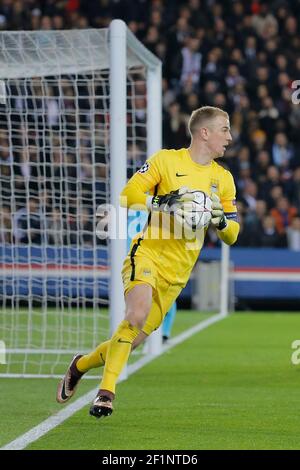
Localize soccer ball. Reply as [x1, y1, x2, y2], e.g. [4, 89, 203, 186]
[174, 190, 212, 234]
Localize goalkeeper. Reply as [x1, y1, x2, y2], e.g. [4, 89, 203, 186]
[57, 106, 239, 418]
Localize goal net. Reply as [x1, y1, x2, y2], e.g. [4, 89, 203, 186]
[0, 23, 161, 377]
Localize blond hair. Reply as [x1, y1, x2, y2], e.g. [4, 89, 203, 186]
[188, 106, 228, 136]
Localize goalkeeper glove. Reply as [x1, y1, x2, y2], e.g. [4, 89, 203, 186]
[211, 193, 227, 230]
[146, 187, 193, 213]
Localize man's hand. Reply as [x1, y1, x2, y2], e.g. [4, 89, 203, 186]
[211, 193, 227, 230]
[146, 187, 193, 212]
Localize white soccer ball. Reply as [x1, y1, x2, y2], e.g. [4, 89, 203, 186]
[174, 190, 212, 234]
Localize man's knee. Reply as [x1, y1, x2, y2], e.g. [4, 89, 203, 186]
[125, 284, 152, 329]
[125, 309, 147, 329]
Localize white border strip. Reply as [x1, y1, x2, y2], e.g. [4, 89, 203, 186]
[0, 268, 109, 278]
[232, 271, 300, 281]
[2, 269, 300, 281]
[1, 313, 225, 450]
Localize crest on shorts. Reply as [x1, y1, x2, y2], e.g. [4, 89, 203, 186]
[138, 162, 150, 174]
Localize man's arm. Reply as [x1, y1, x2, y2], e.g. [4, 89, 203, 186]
[218, 220, 239, 245]
[120, 154, 191, 212]
[210, 171, 240, 246]
[120, 155, 161, 210]
[120, 176, 152, 210]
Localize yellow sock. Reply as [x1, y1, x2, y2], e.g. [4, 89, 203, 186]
[99, 320, 140, 395]
[76, 340, 110, 372]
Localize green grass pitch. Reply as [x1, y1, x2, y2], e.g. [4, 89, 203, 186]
[1, 311, 300, 450]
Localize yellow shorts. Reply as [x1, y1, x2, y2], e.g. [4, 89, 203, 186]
[121, 255, 182, 336]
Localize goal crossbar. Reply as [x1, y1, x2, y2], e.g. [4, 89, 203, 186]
[0, 26, 160, 79]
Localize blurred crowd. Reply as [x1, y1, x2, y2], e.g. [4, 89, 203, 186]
[0, 0, 300, 249]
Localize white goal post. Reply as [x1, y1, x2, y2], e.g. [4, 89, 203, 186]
[0, 20, 162, 378]
[109, 20, 162, 358]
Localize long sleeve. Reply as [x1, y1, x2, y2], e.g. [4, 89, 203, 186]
[217, 219, 240, 245]
[120, 177, 150, 209]
[119, 154, 162, 210]
[218, 169, 239, 245]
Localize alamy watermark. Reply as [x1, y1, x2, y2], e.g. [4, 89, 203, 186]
[291, 340, 300, 365]
[95, 202, 205, 250]
[291, 80, 300, 105]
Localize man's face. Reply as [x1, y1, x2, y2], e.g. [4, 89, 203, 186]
[205, 115, 232, 158]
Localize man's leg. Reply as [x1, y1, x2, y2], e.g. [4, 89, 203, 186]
[89, 276, 182, 417]
[56, 333, 148, 404]
[162, 302, 177, 342]
[89, 283, 152, 418]
[76, 341, 109, 371]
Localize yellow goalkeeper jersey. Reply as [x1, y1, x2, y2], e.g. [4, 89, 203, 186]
[120, 148, 237, 286]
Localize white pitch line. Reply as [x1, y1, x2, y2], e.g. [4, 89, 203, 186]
[1, 313, 226, 450]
